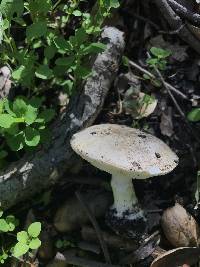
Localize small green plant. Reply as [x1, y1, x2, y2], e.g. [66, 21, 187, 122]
[0, 0, 119, 93]
[123, 87, 157, 119]
[0, 208, 41, 264]
[187, 108, 200, 122]
[13, 222, 41, 258]
[146, 47, 171, 71]
[55, 238, 75, 249]
[0, 96, 55, 154]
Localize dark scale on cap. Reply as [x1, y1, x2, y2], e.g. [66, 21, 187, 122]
[131, 161, 141, 170]
[90, 131, 96, 135]
[138, 134, 146, 138]
[155, 152, 161, 158]
[174, 159, 179, 164]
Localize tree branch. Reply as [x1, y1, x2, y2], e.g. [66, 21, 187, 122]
[0, 27, 125, 210]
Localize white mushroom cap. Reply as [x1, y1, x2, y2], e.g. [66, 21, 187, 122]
[70, 124, 178, 179]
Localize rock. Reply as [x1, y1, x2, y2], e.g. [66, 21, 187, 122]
[161, 203, 200, 247]
[54, 190, 112, 232]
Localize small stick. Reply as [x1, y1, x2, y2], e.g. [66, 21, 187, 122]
[167, 0, 200, 26]
[75, 191, 111, 264]
[128, 59, 189, 100]
[146, 52, 200, 145]
[63, 251, 122, 267]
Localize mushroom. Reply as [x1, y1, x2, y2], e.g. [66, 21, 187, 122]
[70, 124, 178, 238]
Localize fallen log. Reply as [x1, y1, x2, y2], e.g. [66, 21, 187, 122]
[0, 26, 125, 210]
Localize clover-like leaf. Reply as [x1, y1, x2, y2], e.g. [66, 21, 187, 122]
[13, 242, 29, 258]
[29, 238, 41, 249]
[17, 231, 29, 243]
[6, 131, 24, 151]
[13, 98, 27, 117]
[24, 105, 38, 125]
[0, 219, 9, 232]
[6, 215, 18, 231]
[28, 222, 41, 238]
[187, 108, 200, 122]
[24, 127, 40, 147]
[0, 114, 15, 128]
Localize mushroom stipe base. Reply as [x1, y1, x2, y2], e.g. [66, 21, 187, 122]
[105, 206, 147, 240]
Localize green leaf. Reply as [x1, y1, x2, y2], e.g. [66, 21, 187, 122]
[44, 45, 57, 60]
[0, 219, 9, 232]
[0, 100, 4, 114]
[55, 239, 64, 249]
[82, 42, 106, 55]
[17, 231, 29, 243]
[187, 108, 200, 122]
[24, 105, 38, 125]
[146, 58, 158, 67]
[13, 242, 29, 258]
[73, 10, 82, 16]
[75, 65, 91, 79]
[35, 65, 53, 80]
[0, 114, 15, 128]
[29, 238, 41, 249]
[6, 132, 24, 151]
[4, 99, 16, 116]
[29, 97, 44, 109]
[26, 21, 47, 42]
[109, 0, 120, 8]
[36, 109, 55, 123]
[13, 98, 27, 117]
[28, 0, 52, 16]
[24, 127, 40, 146]
[150, 47, 171, 58]
[55, 56, 75, 68]
[12, 65, 25, 81]
[6, 215, 18, 231]
[0, 150, 8, 159]
[73, 27, 87, 46]
[5, 123, 19, 135]
[122, 56, 129, 67]
[0, 0, 24, 20]
[28, 222, 41, 237]
[54, 37, 71, 52]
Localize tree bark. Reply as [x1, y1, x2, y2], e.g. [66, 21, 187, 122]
[0, 27, 125, 210]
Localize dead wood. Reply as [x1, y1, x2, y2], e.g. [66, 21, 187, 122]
[0, 27, 125, 210]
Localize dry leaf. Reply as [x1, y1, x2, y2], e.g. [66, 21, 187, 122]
[151, 247, 200, 267]
[123, 90, 157, 119]
[160, 107, 174, 137]
[161, 203, 199, 247]
[188, 24, 200, 41]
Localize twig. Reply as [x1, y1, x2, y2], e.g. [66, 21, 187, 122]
[167, 0, 200, 26]
[75, 191, 111, 264]
[154, 0, 200, 54]
[128, 59, 189, 100]
[159, 23, 185, 35]
[63, 251, 122, 267]
[125, 11, 160, 30]
[146, 52, 200, 145]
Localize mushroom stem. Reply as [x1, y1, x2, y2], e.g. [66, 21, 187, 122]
[111, 174, 138, 215]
